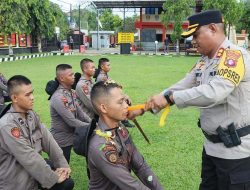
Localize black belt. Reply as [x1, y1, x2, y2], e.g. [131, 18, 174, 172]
[201, 126, 250, 143]
[198, 120, 250, 146]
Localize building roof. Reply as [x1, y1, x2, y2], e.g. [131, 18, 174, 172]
[92, 0, 165, 8]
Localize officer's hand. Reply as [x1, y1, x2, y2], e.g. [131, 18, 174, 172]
[145, 94, 168, 111]
[127, 109, 144, 120]
[55, 168, 71, 179]
[55, 170, 67, 183]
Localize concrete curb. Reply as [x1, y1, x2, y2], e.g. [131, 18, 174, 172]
[0, 52, 74, 63]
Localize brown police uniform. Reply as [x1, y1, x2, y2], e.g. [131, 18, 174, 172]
[88, 119, 163, 190]
[0, 106, 69, 190]
[75, 75, 95, 118]
[96, 71, 110, 82]
[50, 85, 91, 147]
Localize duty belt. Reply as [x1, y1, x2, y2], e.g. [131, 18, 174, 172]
[197, 120, 250, 148]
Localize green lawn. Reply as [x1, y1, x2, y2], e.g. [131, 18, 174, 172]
[0, 54, 203, 190]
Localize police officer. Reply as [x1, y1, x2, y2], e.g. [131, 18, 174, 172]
[93, 57, 111, 82]
[88, 80, 163, 190]
[145, 10, 250, 189]
[0, 75, 74, 190]
[76, 58, 96, 118]
[50, 64, 91, 163]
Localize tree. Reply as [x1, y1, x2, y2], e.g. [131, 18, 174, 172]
[0, 0, 30, 35]
[121, 15, 139, 32]
[235, 0, 250, 34]
[27, 0, 56, 52]
[50, 3, 70, 40]
[203, 0, 243, 35]
[99, 9, 122, 31]
[71, 7, 99, 31]
[161, 0, 195, 53]
[0, 0, 30, 55]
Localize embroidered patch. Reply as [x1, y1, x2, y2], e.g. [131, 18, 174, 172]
[216, 50, 245, 86]
[107, 152, 118, 163]
[81, 84, 89, 95]
[11, 127, 21, 138]
[216, 48, 224, 58]
[103, 145, 118, 164]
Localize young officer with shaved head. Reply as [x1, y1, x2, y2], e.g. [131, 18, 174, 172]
[146, 10, 250, 189]
[76, 58, 96, 118]
[50, 64, 91, 163]
[88, 80, 163, 190]
[0, 75, 74, 190]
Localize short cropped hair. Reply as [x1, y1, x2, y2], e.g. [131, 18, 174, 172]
[91, 80, 122, 112]
[7, 75, 31, 95]
[80, 58, 94, 71]
[56, 64, 72, 78]
[98, 58, 109, 66]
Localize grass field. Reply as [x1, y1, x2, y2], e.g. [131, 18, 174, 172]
[0, 54, 203, 190]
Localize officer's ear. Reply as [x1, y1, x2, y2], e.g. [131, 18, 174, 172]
[208, 23, 217, 34]
[100, 103, 108, 114]
[11, 93, 19, 103]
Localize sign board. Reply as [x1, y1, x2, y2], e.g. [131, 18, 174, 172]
[118, 32, 134, 44]
[55, 27, 60, 34]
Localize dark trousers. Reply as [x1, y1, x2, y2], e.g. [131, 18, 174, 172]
[61, 145, 72, 163]
[39, 178, 74, 190]
[200, 148, 250, 190]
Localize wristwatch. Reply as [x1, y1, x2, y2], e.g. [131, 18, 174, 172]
[163, 91, 174, 106]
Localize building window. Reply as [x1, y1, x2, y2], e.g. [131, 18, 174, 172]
[155, 15, 159, 21]
[145, 7, 156, 14]
[146, 15, 150, 20]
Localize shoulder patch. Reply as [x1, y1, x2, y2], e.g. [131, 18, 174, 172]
[11, 127, 21, 138]
[103, 144, 118, 164]
[216, 50, 245, 86]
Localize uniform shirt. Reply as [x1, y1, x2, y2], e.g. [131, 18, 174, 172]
[0, 106, 69, 190]
[50, 85, 91, 147]
[96, 71, 110, 82]
[75, 75, 95, 118]
[0, 73, 8, 105]
[88, 119, 163, 190]
[169, 38, 250, 159]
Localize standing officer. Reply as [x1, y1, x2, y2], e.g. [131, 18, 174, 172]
[88, 80, 163, 190]
[76, 58, 96, 118]
[0, 75, 74, 190]
[50, 64, 91, 163]
[145, 10, 250, 189]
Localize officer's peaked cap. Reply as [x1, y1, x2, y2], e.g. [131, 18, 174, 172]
[181, 10, 224, 38]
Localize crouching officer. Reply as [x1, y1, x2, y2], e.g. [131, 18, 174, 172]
[145, 10, 250, 189]
[88, 80, 163, 190]
[0, 75, 74, 190]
